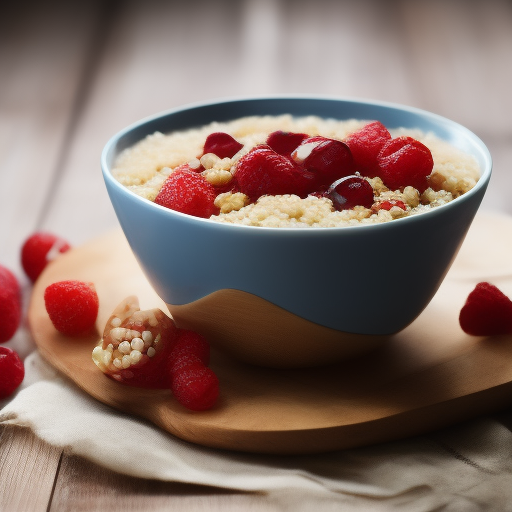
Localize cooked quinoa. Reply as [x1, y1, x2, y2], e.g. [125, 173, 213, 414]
[112, 115, 480, 228]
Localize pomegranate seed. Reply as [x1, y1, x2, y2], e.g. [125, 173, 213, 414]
[327, 175, 374, 211]
[266, 131, 308, 156]
[203, 132, 243, 159]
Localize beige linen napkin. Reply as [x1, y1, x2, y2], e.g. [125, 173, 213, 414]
[2, 212, 512, 510]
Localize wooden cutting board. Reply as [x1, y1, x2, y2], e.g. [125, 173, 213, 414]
[28, 212, 512, 454]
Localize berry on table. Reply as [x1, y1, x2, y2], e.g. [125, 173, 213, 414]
[377, 136, 434, 192]
[44, 280, 99, 336]
[203, 132, 243, 159]
[327, 175, 374, 211]
[459, 282, 512, 336]
[0, 264, 22, 344]
[21, 232, 71, 282]
[0, 347, 24, 400]
[155, 169, 219, 218]
[171, 363, 219, 411]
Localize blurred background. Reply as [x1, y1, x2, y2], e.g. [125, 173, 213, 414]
[1, 0, 511, 273]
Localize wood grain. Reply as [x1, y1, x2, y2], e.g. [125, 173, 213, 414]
[27, 214, 512, 454]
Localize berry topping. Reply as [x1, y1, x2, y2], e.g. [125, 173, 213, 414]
[294, 137, 355, 188]
[377, 136, 434, 192]
[0, 264, 22, 344]
[93, 296, 178, 388]
[327, 175, 374, 211]
[266, 130, 308, 156]
[459, 282, 512, 336]
[235, 146, 314, 199]
[375, 199, 407, 211]
[203, 132, 243, 159]
[44, 280, 99, 336]
[171, 363, 219, 411]
[344, 121, 391, 177]
[0, 347, 24, 400]
[155, 169, 219, 218]
[21, 232, 71, 282]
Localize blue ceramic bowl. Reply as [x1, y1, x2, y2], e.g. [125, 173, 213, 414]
[101, 96, 491, 367]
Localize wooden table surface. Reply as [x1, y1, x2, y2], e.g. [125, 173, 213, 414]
[1, 0, 512, 510]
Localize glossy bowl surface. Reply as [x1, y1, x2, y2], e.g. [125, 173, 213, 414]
[102, 96, 491, 337]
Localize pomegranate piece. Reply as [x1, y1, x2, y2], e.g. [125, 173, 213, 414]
[0, 264, 22, 344]
[293, 137, 354, 189]
[344, 121, 391, 177]
[377, 136, 434, 192]
[21, 232, 71, 282]
[155, 169, 219, 218]
[235, 146, 315, 199]
[203, 132, 243, 159]
[459, 282, 512, 336]
[327, 176, 374, 211]
[44, 281, 99, 336]
[0, 347, 24, 399]
[266, 130, 308, 156]
[92, 296, 178, 388]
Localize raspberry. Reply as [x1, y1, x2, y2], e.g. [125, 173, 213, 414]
[0, 265, 22, 344]
[171, 363, 219, 411]
[170, 330, 210, 367]
[327, 175, 374, 211]
[155, 169, 219, 218]
[266, 131, 308, 156]
[203, 132, 243, 159]
[344, 121, 391, 177]
[21, 232, 71, 282]
[0, 347, 24, 399]
[235, 146, 315, 199]
[293, 137, 354, 189]
[377, 136, 434, 192]
[44, 281, 99, 336]
[459, 282, 512, 336]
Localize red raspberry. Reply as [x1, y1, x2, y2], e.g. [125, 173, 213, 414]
[0, 265, 22, 344]
[344, 121, 391, 177]
[266, 131, 308, 156]
[327, 175, 374, 211]
[0, 347, 24, 399]
[171, 363, 219, 411]
[459, 282, 512, 336]
[235, 146, 315, 199]
[377, 136, 434, 192]
[44, 281, 99, 336]
[294, 137, 354, 189]
[155, 169, 219, 218]
[170, 330, 210, 367]
[21, 232, 71, 282]
[203, 132, 243, 159]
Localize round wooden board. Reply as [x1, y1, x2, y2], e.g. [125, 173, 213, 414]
[28, 212, 512, 455]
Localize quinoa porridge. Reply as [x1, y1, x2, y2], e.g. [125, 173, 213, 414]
[112, 115, 480, 228]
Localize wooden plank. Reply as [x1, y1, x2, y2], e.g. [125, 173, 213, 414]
[50, 453, 278, 512]
[0, 0, 107, 273]
[0, 426, 61, 512]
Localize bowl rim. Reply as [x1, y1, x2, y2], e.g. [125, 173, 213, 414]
[101, 94, 492, 234]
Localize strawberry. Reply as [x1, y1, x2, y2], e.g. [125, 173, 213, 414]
[377, 136, 434, 192]
[21, 232, 71, 282]
[235, 146, 315, 199]
[459, 282, 512, 336]
[0, 264, 22, 344]
[155, 169, 219, 218]
[0, 347, 24, 399]
[344, 121, 391, 177]
[44, 280, 99, 336]
[203, 132, 243, 159]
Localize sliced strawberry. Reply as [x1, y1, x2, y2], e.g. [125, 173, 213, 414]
[344, 121, 391, 177]
[92, 296, 179, 388]
[377, 136, 433, 192]
[266, 131, 308, 156]
[235, 146, 315, 199]
[155, 169, 219, 218]
[203, 132, 243, 159]
[459, 282, 512, 336]
[0, 265, 22, 344]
